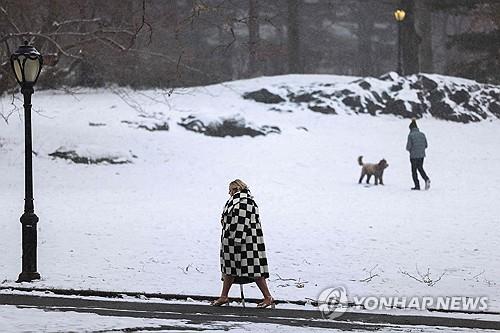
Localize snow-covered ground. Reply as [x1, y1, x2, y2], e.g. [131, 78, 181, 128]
[1, 75, 499, 315]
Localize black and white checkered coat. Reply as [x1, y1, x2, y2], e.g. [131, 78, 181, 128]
[220, 189, 269, 280]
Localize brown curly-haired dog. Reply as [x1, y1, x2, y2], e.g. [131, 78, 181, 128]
[358, 156, 389, 185]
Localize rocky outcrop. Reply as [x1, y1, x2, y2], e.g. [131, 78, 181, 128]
[243, 89, 285, 104]
[121, 120, 169, 131]
[178, 115, 280, 137]
[49, 146, 134, 164]
[242, 73, 500, 123]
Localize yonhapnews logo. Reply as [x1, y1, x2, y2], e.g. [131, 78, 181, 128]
[317, 286, 349, 319]
[317, 286, 489, 319]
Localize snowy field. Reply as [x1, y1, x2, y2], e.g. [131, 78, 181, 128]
[1, 75, 499, 313]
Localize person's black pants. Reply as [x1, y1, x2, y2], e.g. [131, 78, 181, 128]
[410, 158, 429, 189]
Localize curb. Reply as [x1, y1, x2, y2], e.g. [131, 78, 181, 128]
[1, 292, 500, 331]
[2, 286, 500, 316]
[0, 285, 312, 306]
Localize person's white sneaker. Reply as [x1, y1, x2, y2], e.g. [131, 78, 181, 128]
[425, 179, 431, 190]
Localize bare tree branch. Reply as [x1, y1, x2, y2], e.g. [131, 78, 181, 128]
[0, 6, 22, 34]
[0, 32, 82, 59]
[131, 0, 153, 46]
[52, 17, 103, 28]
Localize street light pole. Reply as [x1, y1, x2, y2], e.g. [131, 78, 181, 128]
[18, 83, 40, 283]
[397, 21, 402, 75]
[394, 9, 406, 76]
[10, 41, 43, 283]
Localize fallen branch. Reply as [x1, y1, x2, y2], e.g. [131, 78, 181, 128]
[399, 265, 446, 287]
[275, 273, 297, 282]
[359, 264, 379, 283]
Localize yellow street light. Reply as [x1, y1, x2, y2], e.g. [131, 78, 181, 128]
[394, 9, 406, 22]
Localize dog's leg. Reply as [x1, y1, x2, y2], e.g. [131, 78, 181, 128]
[366, 174, 371, 184]
[375, 176, 379, 185]
[359, 171, 365, 184]
[380, 175, 384, 185]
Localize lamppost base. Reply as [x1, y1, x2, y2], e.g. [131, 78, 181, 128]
[16, 272, 41, 283]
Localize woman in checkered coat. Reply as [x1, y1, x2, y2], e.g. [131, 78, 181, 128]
[212, 179, 274, 308]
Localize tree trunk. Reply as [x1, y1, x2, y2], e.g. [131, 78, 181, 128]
[440, 12, 450, 73]
[167, 0, 178, 29]
[287, 0, 302, 73]
[416, 0, 433, 73]
[186, 0, 203, 82]
[357, 1, 375, 76]
[248, 0, 260, 76]
[400, 0, 420, 75]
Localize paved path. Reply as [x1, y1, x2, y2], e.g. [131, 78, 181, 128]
[1, 293, 500, 331]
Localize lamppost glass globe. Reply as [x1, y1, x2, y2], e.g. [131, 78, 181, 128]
[394, 9, 406, 22]
[10, 41, 43, 86]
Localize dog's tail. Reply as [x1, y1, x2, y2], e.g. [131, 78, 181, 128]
[358, 156, 363, 166]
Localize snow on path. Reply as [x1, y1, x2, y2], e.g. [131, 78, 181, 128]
[1, 305, 498, 333]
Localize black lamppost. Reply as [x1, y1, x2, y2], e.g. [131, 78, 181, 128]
[10, 41, 43, 283]
[394, 9, 406, 75]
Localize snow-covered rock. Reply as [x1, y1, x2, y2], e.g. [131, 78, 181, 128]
[178, 115, 281, 137]
[243, 72, 500, 123]
[121, 120, 169, 132]
[243, 89, 285, 104]
[49, 145, 135, 164]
